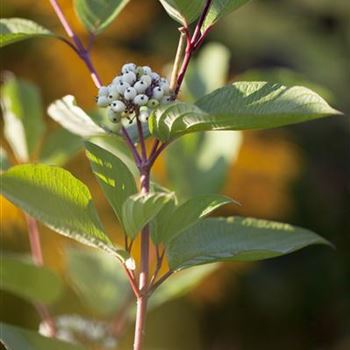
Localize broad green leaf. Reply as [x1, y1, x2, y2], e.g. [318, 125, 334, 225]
[0, 164, 128, 261]
[161, 194, 238, 244]
[0, 147, 11, 171]
[89, 134, 138, 177]
[66, 248, 130, 316]
[40, 128, 82, 166]
[158, 0, 205, 25]
[166, 130, 242, 199]
[74, 0, 130, 34]
[0, 18, 55, 48]
[85, 142, 137, 229]
[1, 255, 63, 305]
[1, 76, 45, 162]
[196, 82, 341, 130]
[150, 263, 219, 309]
[47, 95, 106, 138]
[184, 42, 230, 101]
[166, 217, 332, 271]
[122, 192, 174, 239]
[150, 192, 177, 244]
[150, 82, 341, 142]
[203, 0, 251, 30]
[0, 323, 86, 350]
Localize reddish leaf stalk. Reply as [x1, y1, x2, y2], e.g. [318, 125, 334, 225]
[24, 214, 56, 336]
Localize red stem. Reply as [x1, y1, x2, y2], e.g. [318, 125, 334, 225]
[174, 0, 214, 96]
[24, 214, 56, 336]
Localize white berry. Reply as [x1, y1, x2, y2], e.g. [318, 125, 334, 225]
[151, 72, 160, 81]
[152, 86, 164, 100]
[112, 76, 123, 85]
[116, 81, 130, 94]
[161, 96, 172, 104]
[142, 66, 152, 75]
[122, 71, 137, 85]
[108, 109, 122, 123]
[134, 81, 148, 93]
[107, 89, 119, 101]
[97, 95, 109, 107]
[98, 86, 109, 96]
[111, 100, 126, 113]
[140, 75, 152, 86]
[134, 94, 149, 106]
[124, 87, 137, 100]
[122, 63, 137, 74]
[159, 81, 170, 94]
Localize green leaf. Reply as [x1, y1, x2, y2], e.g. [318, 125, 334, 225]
[88, 134, 138, 177]
[0, 323, 86, 350]
[47, 95, 106, 138]
[85, 142, 137, 229]
[158, 0, 205, 25]
[150, 192, 177, 244]
[1, 76, 45, 162]
[0, 18, 55, 48]
[74, 0, 130, 34]
[0, 164, 128, 261]
[1, 255, 63, 305]
[122, 192, 174, 239]
[150, 82, 341, 142]
[165, 130, 242, 199]
[166, 216, 332, 271]
[203, 0, 251, 30]
[150, 263, 219, 309]
[66, 248, 130, 316]
[0, 147, 11, 171]
[196, 81, 341, 130]
[184, 42, 230, 101]
[161, 194, 238, 244]
[39, 128, 82, 166]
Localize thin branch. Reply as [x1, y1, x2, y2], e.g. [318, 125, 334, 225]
[149, 246, 165, 288]
[148, 142, 169, 168]
[24, 214, 56, 336]
[149, 270, 173, 295]
[170, 29, 187, 91]
[122, 264, 140, 298]
[190, 0, 213, 46]
[121, 127, 142, 167]
[136, 116, 147, 162]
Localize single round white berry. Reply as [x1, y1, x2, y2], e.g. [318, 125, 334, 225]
[116, 81, 130, 94]
[98, 86, 109, 96]
[148, 99, 159, 108]
[159, 81, 170, 94]
[122, 63, 137, 74]
[134, 80, 148, 93]
[151, 72, 160, 81]
[108, 109, 122, 123]
[124, 87, 137, 100]
[140, 75, 152, 86]
[161, 96, 172, 104]
[139, 109, 150, 122]
[122, 71, 137, 85]
[112, 76, 123, 85]
[107, 89, 120, 101]
[152, 86, 164, 100]
[134, 94, 149, 106]
[97, 95, 109, 107]
[142, 66, 152, 75]
[111, 100, 126, 113]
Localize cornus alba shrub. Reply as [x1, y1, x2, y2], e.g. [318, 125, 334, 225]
[0, 1, 343, 350]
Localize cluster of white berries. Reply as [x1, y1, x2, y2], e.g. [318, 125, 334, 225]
[96, 63, 173, 124]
